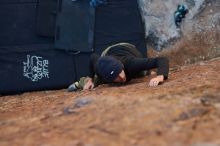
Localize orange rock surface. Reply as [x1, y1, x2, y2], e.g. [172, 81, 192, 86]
[1, 58, 220, 146]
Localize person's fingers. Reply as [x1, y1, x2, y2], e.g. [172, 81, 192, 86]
[149, 79, 159, 87]
[89, 84, 94, 89]
[83, 83, 90, 90]
[85, 83, 94, 90]
[149, 80, 154, 87]
[152, 81, 156, 87]
[83, 85, 88, 90]
[87, 85, 91, 89]
[149, 80, 152, 87]
[152, 81, 155, 87]
[154, 80, 159, 86]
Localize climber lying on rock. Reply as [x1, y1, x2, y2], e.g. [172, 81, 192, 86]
[68, 42, 169, 91]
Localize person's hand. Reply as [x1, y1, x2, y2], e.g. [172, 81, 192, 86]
[149, 75, 164, 87]
[83, 78, 94, 90]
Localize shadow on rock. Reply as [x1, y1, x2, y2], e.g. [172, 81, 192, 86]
[63, 97, 93, 115]
[174, 107, 209, 122]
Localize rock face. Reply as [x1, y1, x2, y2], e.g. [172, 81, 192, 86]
[138, 0, 220, 51]
[0, 58, 220, 146]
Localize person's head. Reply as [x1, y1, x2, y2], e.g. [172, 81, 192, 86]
[96, 56, 126, 83]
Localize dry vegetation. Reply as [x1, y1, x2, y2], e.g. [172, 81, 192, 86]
[148, 31, 220, 68]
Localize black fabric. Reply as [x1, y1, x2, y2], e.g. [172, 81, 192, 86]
[124, 57, 169, 80]
[106, 45, 143, 64]
[94, 0, 146, 56]
[55, 0, 95, 52]
[0, 46, 76, 95]
[37, 0, 57, 37]
[0, 3, 53, 47]
[0, 0, 37, 4]
[74, 52, 91, 80]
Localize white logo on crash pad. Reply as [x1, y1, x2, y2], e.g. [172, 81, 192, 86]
[23, 55, 49, 82]
[110, 71, 114, 75]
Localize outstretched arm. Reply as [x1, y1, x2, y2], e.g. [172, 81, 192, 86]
[126, 57, 169, 87]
